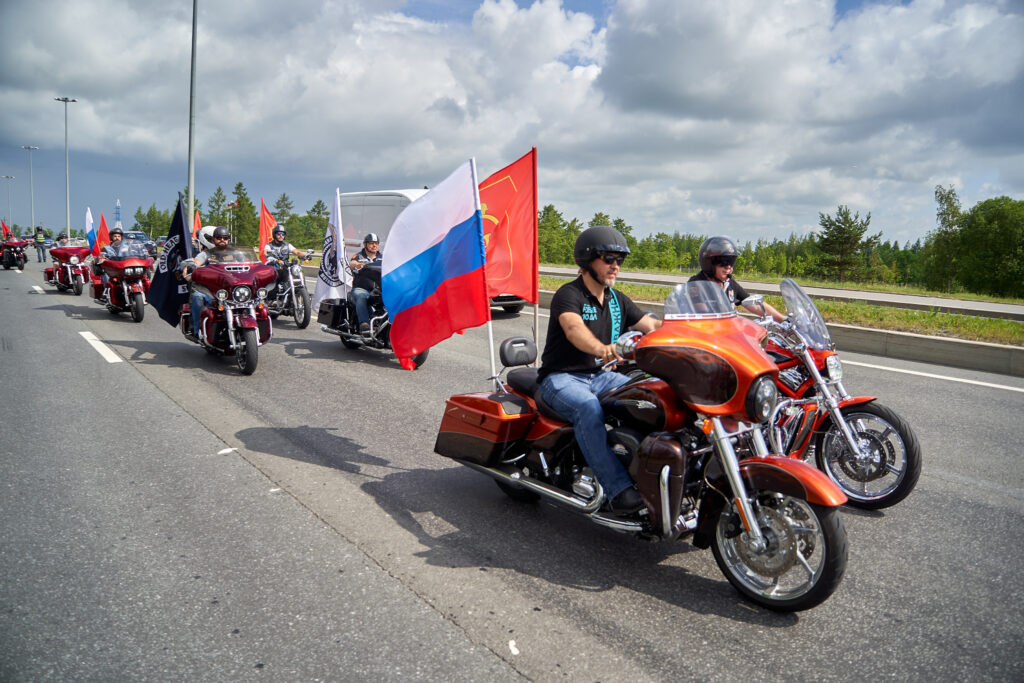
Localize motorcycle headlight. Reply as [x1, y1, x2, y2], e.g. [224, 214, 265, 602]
[825, 354, 843, 381]
[216, 289, 229, 301]
[290, 264, 303, 277]
[745, 375, 779, 423]
[257, 287, 268, 300]
[70, 256, 80, 265]
[232, 285, 252, 303]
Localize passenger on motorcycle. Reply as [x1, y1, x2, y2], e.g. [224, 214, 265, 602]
[349, 233, 382, 336]
[689, 236, 786, 322]
[264, 227, 310, 303]
[179, 225, 246, 340]
[538, 225, 662, 515]
[54, 232, 69, 248]
[94, 227, 131, 301]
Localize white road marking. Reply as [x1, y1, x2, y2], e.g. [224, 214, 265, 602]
[844, 360, 1024, 394]
[78, 331, 122, 363]
[218, 448, 238, 455]
[32, 285, 43, 292]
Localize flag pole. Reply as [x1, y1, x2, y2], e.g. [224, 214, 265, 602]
[532, 147, 540, 365]
[472, 157, 498, 382]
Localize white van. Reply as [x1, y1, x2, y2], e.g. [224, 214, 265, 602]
[339, 188, 526, 314]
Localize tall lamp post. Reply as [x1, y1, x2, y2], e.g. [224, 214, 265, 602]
[55, 97, 77, 233]
[21, 146, 38, 232]
[1, 175, 13, 229]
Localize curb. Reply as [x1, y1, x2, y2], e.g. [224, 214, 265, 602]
[537, 289, 1023, 378]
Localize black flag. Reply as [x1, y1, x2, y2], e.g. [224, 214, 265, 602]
[149, 194, 194, 326]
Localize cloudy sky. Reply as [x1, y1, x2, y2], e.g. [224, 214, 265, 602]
[1, 0, 1021, 246]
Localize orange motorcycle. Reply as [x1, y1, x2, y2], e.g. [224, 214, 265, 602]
[435, 280, 849, 611]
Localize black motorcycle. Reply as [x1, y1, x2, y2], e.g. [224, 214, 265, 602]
[317, 262, 429, 368]
[266, 255, 312, 329]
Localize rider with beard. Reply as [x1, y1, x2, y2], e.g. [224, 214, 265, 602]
[537, 225, 662, 514]
[94, 227, 130, 302]
[348, 233, 382, 336]
[689, 236, 785, 322]
[178, 225, 246, 340]
[264, 227, 309, 308]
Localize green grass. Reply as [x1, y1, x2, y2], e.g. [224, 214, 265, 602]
[538, 275, 1024, 347]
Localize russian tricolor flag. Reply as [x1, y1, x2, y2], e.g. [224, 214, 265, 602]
[382, 159, 491, 370]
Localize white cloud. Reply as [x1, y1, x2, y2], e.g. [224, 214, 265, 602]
[0, 0, 1020, 246]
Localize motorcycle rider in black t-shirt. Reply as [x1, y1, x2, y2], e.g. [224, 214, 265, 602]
[538, 226, 661, 514]
[688, 236, 785, 322]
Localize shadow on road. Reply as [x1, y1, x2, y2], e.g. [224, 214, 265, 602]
[235, 424, 408, 477]
[359, 465, 799, 626]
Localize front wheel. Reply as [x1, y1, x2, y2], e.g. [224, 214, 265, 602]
[502, 303, 525, 314]
[815, 402, 921, 509]
[236, 327, 259, 375]
[130, 292, 145, 323]
[293, 287, 311, 329]
[73, 274, 84, 296]
[711, 491, 847, 612]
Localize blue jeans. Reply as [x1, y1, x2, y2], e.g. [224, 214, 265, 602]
[539, 370, 634, 500]
[191, 290, 212, 337]
[36, 244, 46, 262]
[351, 287, 372, 324]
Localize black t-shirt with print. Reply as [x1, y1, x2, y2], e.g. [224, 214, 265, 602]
[539, 276, 644, 379]
[688, 270, 750, 306]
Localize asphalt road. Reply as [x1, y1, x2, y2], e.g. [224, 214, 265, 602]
[2, 266, 1023, 681]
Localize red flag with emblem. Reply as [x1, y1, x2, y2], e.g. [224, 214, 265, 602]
[94, 213, 110, 257]
[258, 198, 276, 262]
[1, 220, 10, 238]
[478, 148, 538, 304]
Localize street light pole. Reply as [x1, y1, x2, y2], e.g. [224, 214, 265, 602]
[55, 97, 77, 233]
[21, 146, 38, 231]
[1, 176, 13, 229]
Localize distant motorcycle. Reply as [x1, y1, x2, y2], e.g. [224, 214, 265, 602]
[1, 238, 28, 270]
[317, 262, 429, 368]
[751, 278, 922, 509]
[266, 254, 312, 329]
[44, 245, 91, 295]
[179, 260, 276, 375]
[92, 245, 154, 322]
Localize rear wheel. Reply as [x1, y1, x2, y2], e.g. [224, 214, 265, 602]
[130, 292, 145, 323]
[711, 490, 847, 612]
[411, 348, 429, 368]
[815, 402, 921, 509]
[236, 328, 259, 375]
[73, 274, 84, 296]
[293, 287, 311, 328]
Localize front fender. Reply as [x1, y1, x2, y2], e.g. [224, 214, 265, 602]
[738, 456, 847, 507]
[837, 395, 876, 409]
[128, 281, 147, 293]
[235, 314, 259, 329]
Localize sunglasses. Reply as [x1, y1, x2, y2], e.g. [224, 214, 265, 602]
[712, 256, 736, 268]
[214, 236, 229, 241]
[599, 252, 626, 265]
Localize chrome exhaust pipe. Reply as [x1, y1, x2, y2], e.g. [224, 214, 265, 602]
[461, 461, 604, 514]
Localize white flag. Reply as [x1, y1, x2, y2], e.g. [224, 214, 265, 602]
[311, 188, 352, 311]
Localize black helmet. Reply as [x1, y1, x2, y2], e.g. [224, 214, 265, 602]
[110, 227, 123, 238]
[272, 226, 286, 238]
[573, 225, 630, 269]
[213, 225, 230, 240]
[363, 233, 379, 244]
[58, 232, 67, 240]
[698, 236, 738, 277]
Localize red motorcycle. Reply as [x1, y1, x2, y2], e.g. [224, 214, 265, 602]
[44, 245, 91, 295]
[179, 261, 276, 375]
[752, 279, 922, 509]
[1, 238, 28, 270]
[435, 280, 849, 611]
[91, 244, 154, 322]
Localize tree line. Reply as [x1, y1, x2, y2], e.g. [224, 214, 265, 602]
[129, 182, 1022, 299]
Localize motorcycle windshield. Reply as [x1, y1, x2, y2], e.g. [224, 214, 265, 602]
[779, 278, 832, 350]
[108, 243, 150, 259]
[663, 280, 737, 319]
